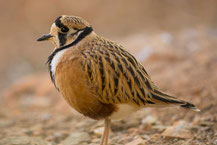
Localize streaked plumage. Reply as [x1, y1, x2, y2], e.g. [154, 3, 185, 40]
[37, 15, 200, 145]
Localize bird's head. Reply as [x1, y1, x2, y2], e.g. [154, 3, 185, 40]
[37, 15, 93, 48]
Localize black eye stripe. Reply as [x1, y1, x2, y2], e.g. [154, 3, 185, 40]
[55, 16, 65, 28]
[58, 32, 67, 47]
[58, 29, 81, 46]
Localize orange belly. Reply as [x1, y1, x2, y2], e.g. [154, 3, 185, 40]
[54, 56, 116, 120]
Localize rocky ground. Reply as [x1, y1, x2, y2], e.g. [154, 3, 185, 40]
[0, 29, 217, 145]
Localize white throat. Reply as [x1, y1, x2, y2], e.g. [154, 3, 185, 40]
[50, 49, 67, 84]
[49, 29, 93, 86]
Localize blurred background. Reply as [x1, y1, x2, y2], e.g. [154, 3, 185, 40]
[0, 0, 217, 145]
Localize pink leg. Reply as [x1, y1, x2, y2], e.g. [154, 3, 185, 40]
[100, 118, 111, 145]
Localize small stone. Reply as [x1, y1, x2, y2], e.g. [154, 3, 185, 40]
[125, 137, 147, 145]
[125, 119, 140, 128]
[46, 131, 68, 143]
[141, 134, 150, 140]
[142, 116, 157, 125]
[0, 120, 14, 128]
[19, 96, 51, 107]
[0, 136, 29, 145]
[0, 136, 49, 145]
[161, 120, 192, 139]
[152, 124, 168, 131]
[89, 143, 98, 145]
[62, 132, 91, 145]
[91, 138, 100, 143]
[93, 127, 104, 136]
[127, 128, 138, 134]
[29, 137, 50, 145]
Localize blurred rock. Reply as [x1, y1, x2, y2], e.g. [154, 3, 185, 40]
[142, 116, 157, 125]
[0, 136, 49, 145]
[141, 134, 150, 141]
[0, 120, 14, 128]
[152, 124, 168, 132]
[62, 132, 91, 145]
[161, 120, 192, 139]
[46, 131, 68, 143]
[125, 137, 148, 145]
[29, 137, 50, 145]
[93, 127, 104, 136]
[19, 96, 52, 107]
[91, 138, 100, 144]
[0, 136, 29, 145]
[127, 128, 139, 136]
[1, 73, 72, 116]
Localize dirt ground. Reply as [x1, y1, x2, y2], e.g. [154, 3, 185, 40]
[0, 28, 216, 145]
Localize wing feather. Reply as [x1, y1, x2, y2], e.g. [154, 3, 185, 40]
[80, 36, 199, 111]
[81, 36, 156, 107]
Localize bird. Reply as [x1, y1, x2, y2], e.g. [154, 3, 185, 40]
[37, 15, 200, 145]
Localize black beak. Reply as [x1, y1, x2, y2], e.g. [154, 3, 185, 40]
[37, 34, 53, 41]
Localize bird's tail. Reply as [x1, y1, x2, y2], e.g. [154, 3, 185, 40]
[147, 89, 200, 112]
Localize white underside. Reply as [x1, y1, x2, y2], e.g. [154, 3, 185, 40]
[109, 104, 139, 120]
[50, 49, 67, 81]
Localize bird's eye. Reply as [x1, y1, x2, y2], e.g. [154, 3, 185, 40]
[61, 27, 69, 33]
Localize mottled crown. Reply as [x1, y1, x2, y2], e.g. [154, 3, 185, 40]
[55, 15, 91, 30]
